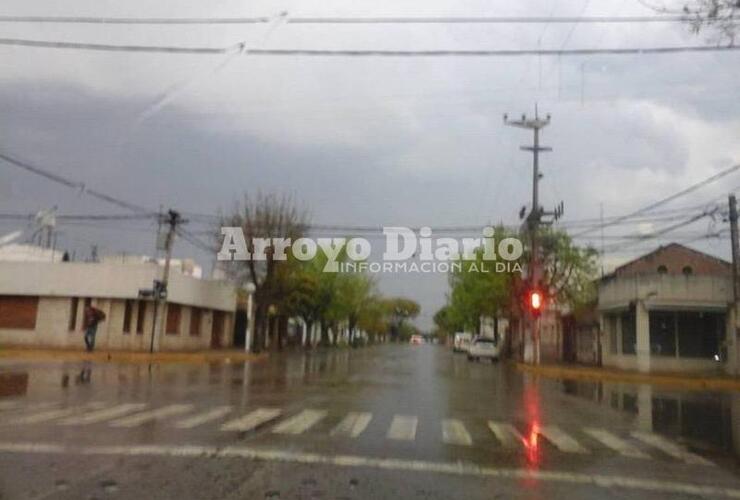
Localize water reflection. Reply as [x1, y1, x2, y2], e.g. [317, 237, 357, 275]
[561, 378, 738, 459]
[0, 371, 28, 397]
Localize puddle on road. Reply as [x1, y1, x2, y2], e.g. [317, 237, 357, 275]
[558, 377, 739, 460]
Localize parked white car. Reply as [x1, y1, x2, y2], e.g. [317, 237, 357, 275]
[467, 337, 500, 362]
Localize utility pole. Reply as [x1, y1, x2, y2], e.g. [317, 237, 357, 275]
[729, 195, 739, 302]
[504, 106, 561, 365]
[729, 195, 739, 375]
[149, 209, 182, 353]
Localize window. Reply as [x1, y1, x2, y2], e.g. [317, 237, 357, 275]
[166, 303, 181, 335]
[68, 297, 79, 331]
[649, 311, 676, 356]
[123, 300, 133, 334]
[676, 311, 724, 359]
[0, 296, 39, 330]
[621, 308, 636, 355]
[190, 307, 202, 336]
[136, 301, 146, 335]
[657, 265, 668, 274]
[682, 265, 693, 276]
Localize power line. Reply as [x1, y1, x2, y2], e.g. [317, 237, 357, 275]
[572, 163, 740, 238]
[0, 149, 156, 214]
[2, 37, 740, 57]
[601, 208, 717, 252]
[0, 14, 730, 25]
[0, 212, 155, 221]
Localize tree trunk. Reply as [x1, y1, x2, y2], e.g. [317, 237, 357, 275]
[252, 304, 266, 353]
[320, 321, 330, 347]
[303, 319, 314, 350]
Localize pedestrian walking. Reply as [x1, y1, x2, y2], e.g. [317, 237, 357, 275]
[83, 304, 106, 352]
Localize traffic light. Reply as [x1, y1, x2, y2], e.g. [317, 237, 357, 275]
[527, 289, 544, 317]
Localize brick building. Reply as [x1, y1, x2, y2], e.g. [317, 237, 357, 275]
[598, 243, 737, 374]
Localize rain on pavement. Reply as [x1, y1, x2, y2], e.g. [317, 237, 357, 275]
[0, 344, 739, 499]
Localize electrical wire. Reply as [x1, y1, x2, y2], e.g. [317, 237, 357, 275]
[0, 14, 732, 25]
[0, 149, 156, 214]
[571, 163, 740, 238]
[2, 37, 740, 57]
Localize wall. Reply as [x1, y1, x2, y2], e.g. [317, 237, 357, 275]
[0, 261, 236, 312]
[0, 296, 235, 352]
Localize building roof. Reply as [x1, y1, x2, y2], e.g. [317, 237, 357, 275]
[0, 261, 235, 311]
[606, 242, 731, 280]
[0, 244, 64, 263]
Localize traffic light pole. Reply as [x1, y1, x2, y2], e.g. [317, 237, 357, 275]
[504, 107, 552, 365]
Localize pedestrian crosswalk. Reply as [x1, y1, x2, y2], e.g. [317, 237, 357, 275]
[0, 400, 715, 466]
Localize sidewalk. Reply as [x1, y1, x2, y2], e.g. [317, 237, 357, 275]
[514, 361, 740, 392]
[0, 347, 266, 365]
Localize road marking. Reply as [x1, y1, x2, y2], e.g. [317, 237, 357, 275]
[60, 403, 148, 425]
[442, 419, 473, 446]
[0, 402, 58, 419]
[272, 409, 328, 435]
[387, 415, 418, 441]
[7, 402, 106, 425]
[109, 404, 193, 428]
[583, 428, 650, 459]
[631, 431, 713, 466]
[330, 412, 372, 438]
[487, 421, 523, 448]
[538, 426, 589, 454]
[174, 406, 232, 429]
[220, 408, 282, 432]
[0, 401, 22, 411]
[0, 442, 737, 498]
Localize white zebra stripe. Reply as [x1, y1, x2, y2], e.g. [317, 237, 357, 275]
[60, 403, 148, 425]
[442, 419, 473, 446]
[538, 426, 589, 454]
[583, 428, 650, 459]
[109, 404, 193, 428]
[7, 402, 106, 425]
[387, 415, 418, 441]
[220, 408, 282, 432]
[272, 409, 327, 435]
[330, 412, 373, 438]
[174, 406, 232, 429]
[631, 431, 713, 466]
[487, 421, 523, 448]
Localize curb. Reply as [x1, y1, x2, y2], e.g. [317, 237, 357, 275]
[514, 362, 740, 392]
[0, 348, 267, 366]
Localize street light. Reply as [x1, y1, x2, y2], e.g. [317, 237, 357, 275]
[243, 282, 256, 353]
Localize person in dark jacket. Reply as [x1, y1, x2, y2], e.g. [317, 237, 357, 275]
[82, 304, 106, 352]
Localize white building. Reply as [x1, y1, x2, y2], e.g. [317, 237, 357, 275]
[0, 260, 237, 351]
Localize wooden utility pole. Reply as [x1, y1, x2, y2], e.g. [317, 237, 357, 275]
[149, 210, 181, 353]
[729, 195, 739, 375]
[729, 195, 739, 301]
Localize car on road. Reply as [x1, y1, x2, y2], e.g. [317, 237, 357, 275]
[409, 334, 424, 345]
[453, 332, 472, 353]
[467, 336, 500, 362]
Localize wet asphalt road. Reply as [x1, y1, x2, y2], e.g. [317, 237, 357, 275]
[0, 343, 739, 499]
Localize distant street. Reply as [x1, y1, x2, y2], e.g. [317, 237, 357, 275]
[0, 344, 738, 499]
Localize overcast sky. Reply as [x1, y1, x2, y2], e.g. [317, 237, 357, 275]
[1, 0, 739, 328]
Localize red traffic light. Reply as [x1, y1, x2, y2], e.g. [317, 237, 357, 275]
[527, 289, 544, 316]
[530, 291, 542, 310]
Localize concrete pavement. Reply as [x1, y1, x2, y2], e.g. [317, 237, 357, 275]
[0, 344, 738, 499]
